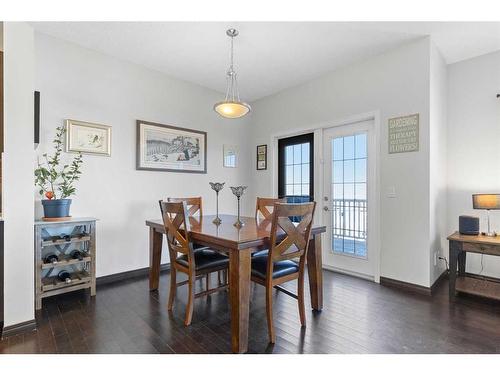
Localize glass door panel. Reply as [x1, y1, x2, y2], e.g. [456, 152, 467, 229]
[331, 133, 367, 258]
[322, 119, 376, 280]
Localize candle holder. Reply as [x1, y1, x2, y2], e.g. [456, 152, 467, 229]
[209, 182, 225, 225]
[230, 186, 247, 228]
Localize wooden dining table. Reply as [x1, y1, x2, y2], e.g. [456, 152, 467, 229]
[146, 214, 326, 353]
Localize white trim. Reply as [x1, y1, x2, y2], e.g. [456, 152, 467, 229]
[322, 264, 375, 282]
[269, 110, 381, 283]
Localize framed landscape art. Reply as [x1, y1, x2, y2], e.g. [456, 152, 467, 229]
[66, 119, 111, 156]
[136, 120, 207, 173]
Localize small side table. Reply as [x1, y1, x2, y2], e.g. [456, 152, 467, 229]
[448, 231, 500, 301]
[34, 217, 97, 310]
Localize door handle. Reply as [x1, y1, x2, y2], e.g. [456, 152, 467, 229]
[323, 206, 329, 211]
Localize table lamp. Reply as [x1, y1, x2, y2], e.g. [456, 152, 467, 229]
[472, 194, 500, 236]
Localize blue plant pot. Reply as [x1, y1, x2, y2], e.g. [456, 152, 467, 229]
[42, 199, 72, 218]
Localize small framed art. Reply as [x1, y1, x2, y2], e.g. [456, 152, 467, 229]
[66, 119, 112, 156]
[223, 144, 238, 168]
[256, 144, 267, 170]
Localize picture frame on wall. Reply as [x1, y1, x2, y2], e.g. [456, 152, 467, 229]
[256, 144, 267, 170]
[136, 120, 207, 173]
[66, 119, 112, 156]
[223, 144, 238, 168]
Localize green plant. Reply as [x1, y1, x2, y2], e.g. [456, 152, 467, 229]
[35, 126, 84, 199]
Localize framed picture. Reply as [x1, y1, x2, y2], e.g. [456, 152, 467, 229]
[136, 120, 207, 173]
[66, 119, 111, 156]
[223, 144, 238, 168]
[256, 144, 267, 170]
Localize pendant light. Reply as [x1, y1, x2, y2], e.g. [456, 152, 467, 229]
[214, 28, 251, 119]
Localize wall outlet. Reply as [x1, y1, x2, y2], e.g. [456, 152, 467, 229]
[433, 251, 438, 267]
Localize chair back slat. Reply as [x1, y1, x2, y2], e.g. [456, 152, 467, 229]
[269, 202, 316, 262]
[159, 201, 193, 258]
[167, 197, 203, 217]
[255, 197, 286, 220]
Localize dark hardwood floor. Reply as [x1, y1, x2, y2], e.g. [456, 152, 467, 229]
[1, 269, 500, 354]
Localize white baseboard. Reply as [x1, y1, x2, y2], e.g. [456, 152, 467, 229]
[322, 264, 377, 283]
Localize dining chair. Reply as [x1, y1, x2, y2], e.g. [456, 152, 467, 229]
[159, 200, 229, 326]
[167, 196, 202, 217]
[167, 196, 227, 284]
[253, 197, 286, 257]
[255, 197, 286, 220]
[251, 201, 316, 343]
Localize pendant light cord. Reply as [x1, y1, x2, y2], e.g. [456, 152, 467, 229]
[230, 34, 234, 72]
[218, 28, 247, 110]
[224, 32, 240, 103]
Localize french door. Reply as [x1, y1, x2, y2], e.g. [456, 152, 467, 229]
[322, 120, 376, 279]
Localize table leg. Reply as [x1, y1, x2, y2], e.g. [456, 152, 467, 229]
[449, 241, 459, 300]
[307, 233, 323, 311]
[458, 251, 467, 276]
[149, 227, 163, 291]
[229, 249, 251, 353]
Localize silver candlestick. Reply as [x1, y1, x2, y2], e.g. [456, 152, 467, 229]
[230, 186, 247, 228]
[209, 182, 225, 225]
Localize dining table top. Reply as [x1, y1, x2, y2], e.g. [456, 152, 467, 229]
[146, 214, 326, 250]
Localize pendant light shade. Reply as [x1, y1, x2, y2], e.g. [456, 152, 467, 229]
[214, 29, 251, 119]
[214, 101, 251, 119]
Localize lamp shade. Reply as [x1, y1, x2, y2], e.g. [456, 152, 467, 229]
[214, 101, 251, 119]
[472, 194, 500, 210]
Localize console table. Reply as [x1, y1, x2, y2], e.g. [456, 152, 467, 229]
[448, 231, 500, 301]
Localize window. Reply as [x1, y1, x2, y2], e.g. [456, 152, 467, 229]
[278, 133, 314, 204]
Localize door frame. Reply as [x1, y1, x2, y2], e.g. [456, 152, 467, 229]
[269, 110, 381, 283]
[277, 132, 314, 201]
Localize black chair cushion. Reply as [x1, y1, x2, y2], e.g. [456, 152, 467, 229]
[193, 243, 208, 250]
[251, 256, 299, 279]
[252, 249, 268, 257]
[176, 248, 229, 271]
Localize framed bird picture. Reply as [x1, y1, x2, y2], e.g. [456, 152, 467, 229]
[65, 119, 112, 156]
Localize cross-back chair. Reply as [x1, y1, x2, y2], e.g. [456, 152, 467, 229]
[251, 201, 316, 343]
[167, 196, 202, 217]
[167, 196, 227, 283]
[252, 197, 287, 258]
[159, 200, 228, 326]
[255, 197, 286, 220]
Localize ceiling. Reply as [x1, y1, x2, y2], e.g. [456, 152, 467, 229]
[31, 22, 500, 102]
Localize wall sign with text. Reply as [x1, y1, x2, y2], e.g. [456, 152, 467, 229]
[388, 113, 419, 154]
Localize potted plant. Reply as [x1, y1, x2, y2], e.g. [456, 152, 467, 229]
[35, 126, 84, 219]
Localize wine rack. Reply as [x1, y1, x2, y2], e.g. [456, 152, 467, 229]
[35, 217, 97, 310]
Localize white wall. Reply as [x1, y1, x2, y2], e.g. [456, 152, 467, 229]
[34, 33, 252, 277]
[3, 22, 35, 327]
[7, 26, 496, 329]
[248, 38, 433, 287]
[447, 51, 500, 278]
[429, 42, 448, 284]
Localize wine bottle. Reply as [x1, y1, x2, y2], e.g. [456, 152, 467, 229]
[44, 253, 59, 265]
[57, 270, 72, 284]
[70, 250, 84, 261]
